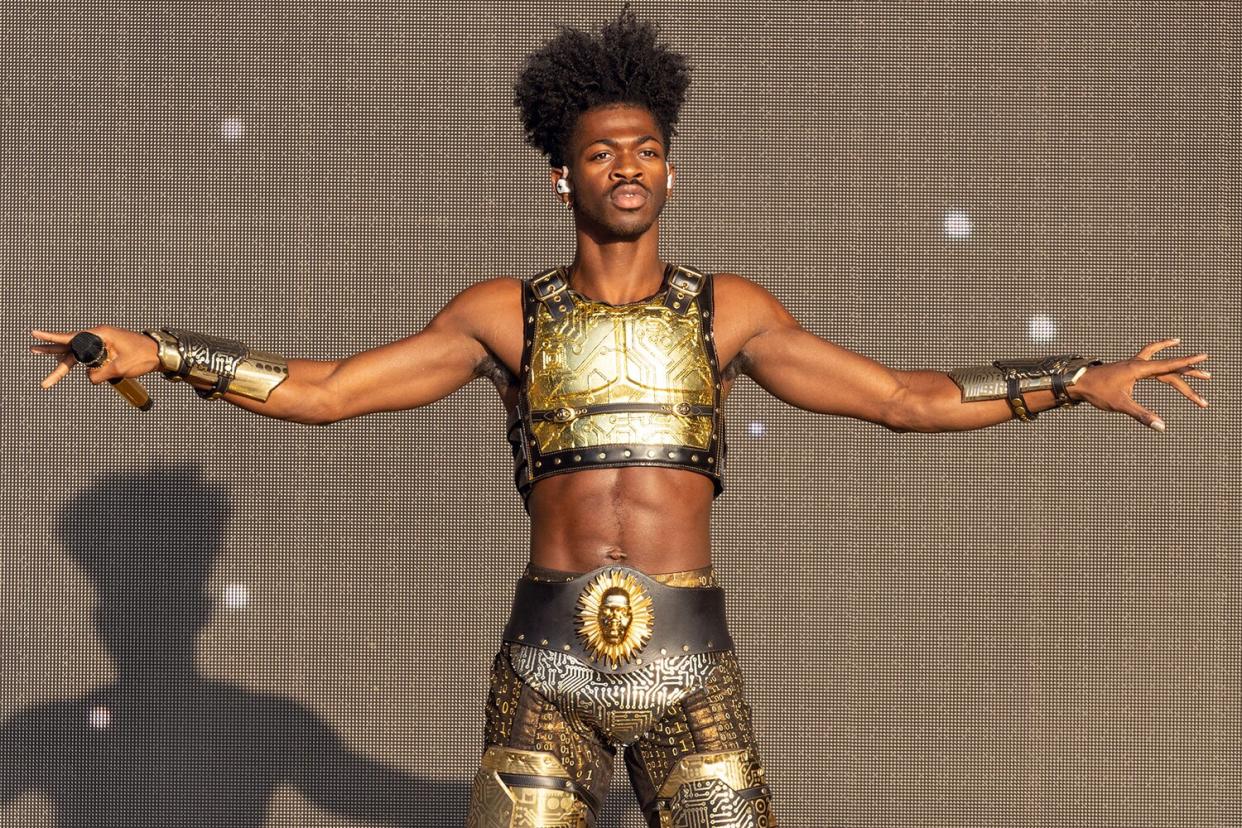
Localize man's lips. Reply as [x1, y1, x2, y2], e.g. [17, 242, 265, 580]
[610, 184, 649, 209]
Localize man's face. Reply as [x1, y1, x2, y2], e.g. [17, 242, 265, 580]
[599, 590, 633, 643]
[552, 104, 674, 240]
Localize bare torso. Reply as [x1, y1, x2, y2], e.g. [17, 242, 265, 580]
[476, 272, 749, 574]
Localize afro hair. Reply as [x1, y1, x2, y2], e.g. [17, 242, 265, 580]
[513, 5, 691, 168]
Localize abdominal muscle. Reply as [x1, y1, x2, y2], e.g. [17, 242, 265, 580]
[526, 465, 715, 574]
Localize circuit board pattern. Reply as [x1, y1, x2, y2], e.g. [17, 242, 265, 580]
[507, 642, 726, 746]
[527, 293, 715, 453]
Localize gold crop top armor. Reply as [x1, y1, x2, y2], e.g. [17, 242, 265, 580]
[507, 264, 728, 509]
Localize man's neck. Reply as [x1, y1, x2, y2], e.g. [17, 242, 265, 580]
[569, 227, 665, 305]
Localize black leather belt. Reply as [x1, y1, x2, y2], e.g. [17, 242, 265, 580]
[502, 566, 733, 674]
[529, 401, 715, 423]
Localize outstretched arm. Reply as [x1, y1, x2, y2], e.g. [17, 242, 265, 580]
[723, 274, 1210, 433]
[32, 277, 518, 425]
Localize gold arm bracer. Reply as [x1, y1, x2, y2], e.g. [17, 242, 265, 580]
[948, 355, 1096, 402]
[143, 327, 289, 402]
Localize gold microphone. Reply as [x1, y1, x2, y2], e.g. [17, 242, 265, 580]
[69, 332, 153, 411]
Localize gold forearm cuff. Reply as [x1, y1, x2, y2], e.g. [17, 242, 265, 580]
[143, 327, 289, 402]
[948, 355, 1096, 403]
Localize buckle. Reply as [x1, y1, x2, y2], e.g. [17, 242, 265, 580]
[668, 267, 703, 297]
[532, 269, 568, 302]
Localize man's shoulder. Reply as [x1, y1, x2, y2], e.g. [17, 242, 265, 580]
[444, 276, 524, 314]
[709, 271, 784, 314]
[462, 275, 526, 298]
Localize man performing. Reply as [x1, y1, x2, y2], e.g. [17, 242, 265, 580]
[30, 9, 1211, 827]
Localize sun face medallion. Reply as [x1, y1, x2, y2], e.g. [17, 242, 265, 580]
[575, 569, 655, 668]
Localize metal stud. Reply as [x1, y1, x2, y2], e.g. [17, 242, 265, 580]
[573, 454, 582, 462]
[558, 304, 566, 312]
[623, 449, 632, 458]
[563, 644, 571, 651]
[527, 316, 534, 323]
[691, 454, 700, 462]
[554, 457, 562, 465]
[667, 451, 678, 459]
[708, 457, 715, 464]
[540, 639, 548, 646]
[518, 634, 526, 640]
[660, 647, 667, 655]
[647, 450, 656, 458]
[673, 302, 682, 309]
[535, 461, 542, 468]
[597, 451, 606, 460]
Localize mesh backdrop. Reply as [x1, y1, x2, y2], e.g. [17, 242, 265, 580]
[2, 1, 1238, 825]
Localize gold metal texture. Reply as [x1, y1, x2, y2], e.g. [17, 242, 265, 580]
[145, 327, 289, 402]
[481, 746, 573, 778]
[467, 747, 591, 827]
[575, 569, 655, 668]
[507, 643, 726, 746]
[525, 288, 715, 454]
[656, 750, 773, 827]
[657, 750, 764, 799]
[948, 355, 1096, 403]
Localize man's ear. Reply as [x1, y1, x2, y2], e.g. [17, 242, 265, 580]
[665, 160, 675, 193]
[550, 165, 571, 202]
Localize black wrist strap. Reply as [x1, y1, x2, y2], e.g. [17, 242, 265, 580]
[1005, 377, 1037, 421]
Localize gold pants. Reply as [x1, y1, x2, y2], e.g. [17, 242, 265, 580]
[466, 566, 775, 827]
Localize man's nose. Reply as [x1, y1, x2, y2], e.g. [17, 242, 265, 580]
[610, 155, 643, 180]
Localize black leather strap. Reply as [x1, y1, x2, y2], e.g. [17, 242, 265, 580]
[497, 772, 601, 816]
[1005, 376, 1037, 421]
[1051, 371, 1078, 408]
[662, 265, 705, 314]
[530, 267, 575, 321]
[502, 567, 733, 674]
[529, 401, 715, 423]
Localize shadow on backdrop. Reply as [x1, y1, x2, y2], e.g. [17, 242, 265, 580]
[0, 462, 470, 826]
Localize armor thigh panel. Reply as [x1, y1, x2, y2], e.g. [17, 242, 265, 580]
[468, 747, 593, 828]
[655, 750, 773, 827]
[624, 652, 776, 827]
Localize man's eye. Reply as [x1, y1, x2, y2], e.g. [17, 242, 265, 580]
[592, 152, 610, 161]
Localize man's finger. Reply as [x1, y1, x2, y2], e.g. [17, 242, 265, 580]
[1157, 374, 1208, 407]
[29, 344, 69, 355]
[30, 329, 77, 345]
[1136, 338, 1180, 360]
[41, 353, 78, 388]
[1120, 398, 1165, 431]
[1138, 353, 1208, 377]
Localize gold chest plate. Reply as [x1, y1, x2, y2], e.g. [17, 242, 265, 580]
[527, 292, 714, 452]
[508, 266, 726, 502]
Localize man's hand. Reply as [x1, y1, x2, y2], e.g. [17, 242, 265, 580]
[1068, 338, 1211, 431]
[30, 326, 160, 389]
